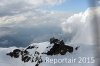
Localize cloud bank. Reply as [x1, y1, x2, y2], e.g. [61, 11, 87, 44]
[0, 0, 65, 17]
[0, 0, 98, 47]
[61, 8, 96, 45]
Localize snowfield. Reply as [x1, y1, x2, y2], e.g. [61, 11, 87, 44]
[0, 41, 96, 66]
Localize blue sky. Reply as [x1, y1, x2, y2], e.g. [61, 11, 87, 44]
[44, 0, 90, 13]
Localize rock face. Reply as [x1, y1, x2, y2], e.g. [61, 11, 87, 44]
[6, 37, 79, 66]
[45, 37, 74, 55]
[6, 45, 42, 66]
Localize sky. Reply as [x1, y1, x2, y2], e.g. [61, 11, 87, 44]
[0, 0, 99, 47]
[43, 0, 90, 12]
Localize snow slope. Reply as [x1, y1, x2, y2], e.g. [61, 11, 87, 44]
[0, 41, 96, 66]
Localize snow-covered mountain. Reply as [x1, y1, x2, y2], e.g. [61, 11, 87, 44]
[0, 41, 96, 66]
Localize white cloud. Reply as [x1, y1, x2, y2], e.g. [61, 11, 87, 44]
[0, 10, 72, 47]
[0, 0, 99, 46]
[0, 10, 70, 27]
[46, 0, 65, 5]
[0, 0, 65, 16]
[0, 7, 99, 46]
[0, 15, 26, 26]
[26, 0, 64, 5]
[61, 12, 83, 34]
[61, 7, 99, 45]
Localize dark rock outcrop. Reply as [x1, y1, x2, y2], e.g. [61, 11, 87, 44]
[45, 37, 74, 55]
